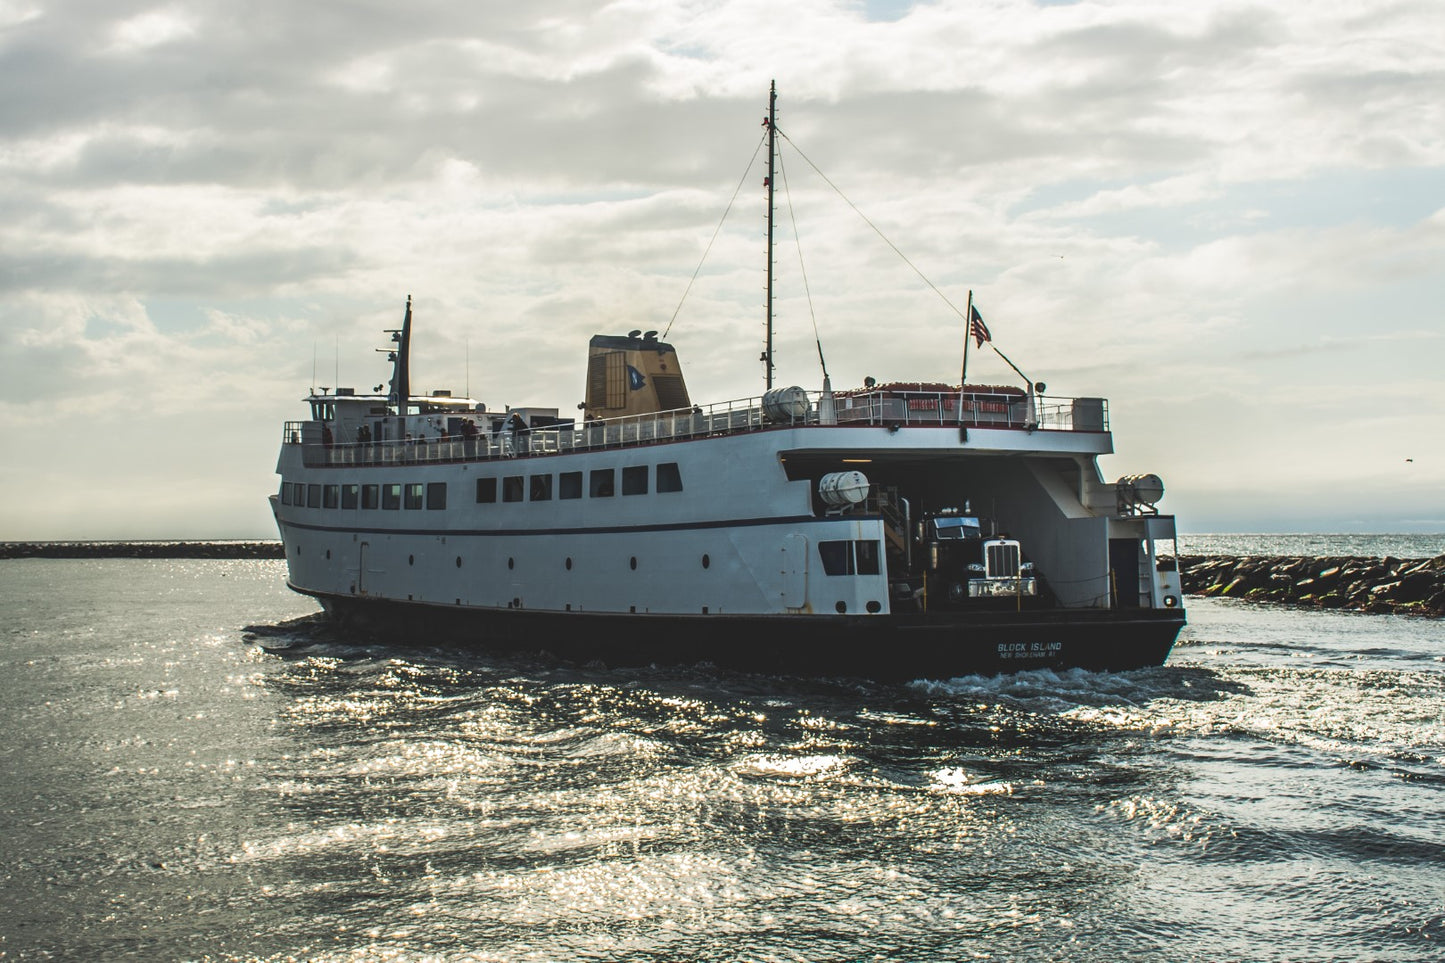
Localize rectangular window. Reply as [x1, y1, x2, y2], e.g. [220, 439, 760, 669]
[292, 482, 305, 506]
[307, 484, 321, 508]
[817, 540, 882, 576]
[818, 540, 854, 576]
[362, 484, 379, 510]
[280, 482, 291, 505]
[559, 471, 583, 500]
[656, 462, 683, 493]
[324, 485, 340, 509]
[382, 483, 401, 510]
[502, 475, 525, 503]
[589, 468, 614, 498]
[622, 465, 648, 496]
[426, 482, 447, 510]
[404, 483, 424, 509]
[341, 484, 359, 509]
[476, 477, 497, 504]
[854, 540, 881, 575]
[530, 474, 553, 501]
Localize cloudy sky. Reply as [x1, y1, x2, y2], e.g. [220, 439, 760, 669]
[1, 0, 1441, 539]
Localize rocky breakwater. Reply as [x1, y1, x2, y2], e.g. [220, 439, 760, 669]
[1180, 554, 1445, 617]
[0, 541, 285, 559]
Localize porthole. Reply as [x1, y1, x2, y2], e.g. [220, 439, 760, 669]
[325, 549, 331, 560]
[702, 554, 710, 569]
[630, 556, 637, 570]
[455, 556, 462, 568]
[866, 600, 882, 614]
[408, 555, 414, 566]
[835, 601, 847, 614]
[508, 557, 515, 570]
[566, 557, 572, 570]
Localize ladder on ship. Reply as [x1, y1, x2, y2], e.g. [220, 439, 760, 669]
[876, 487, 911, 564]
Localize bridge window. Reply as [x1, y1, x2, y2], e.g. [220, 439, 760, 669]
[657, 462, 683, 493]
[819, 540, 853, 575]
[855, 540, 880, 575]
[307, 484, 321, 508]
[324, 485, 339, 509]
[622, 465, 648, 495]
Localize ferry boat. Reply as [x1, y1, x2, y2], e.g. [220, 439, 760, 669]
[270, 88, 1185, 680]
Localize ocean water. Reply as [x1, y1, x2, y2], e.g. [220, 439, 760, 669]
[1, 555, 1443, 962]
[1178, 532, 1445, 559]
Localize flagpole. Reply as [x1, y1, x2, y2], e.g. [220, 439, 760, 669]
[959, 289, 973, 434]
[961, 289, 973, 388]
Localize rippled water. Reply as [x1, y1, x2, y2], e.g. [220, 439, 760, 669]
[1179, 532, 1445, 558]
[2, 558, 1443, 961]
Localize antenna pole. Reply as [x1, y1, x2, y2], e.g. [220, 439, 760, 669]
[764, 80, 777, 391]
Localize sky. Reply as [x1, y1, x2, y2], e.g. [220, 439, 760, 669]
[0, 0, 1442, 539]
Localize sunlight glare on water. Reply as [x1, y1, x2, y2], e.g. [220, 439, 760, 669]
[0, 560, 1442, 960]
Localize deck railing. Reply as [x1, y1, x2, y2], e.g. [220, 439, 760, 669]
[282, 389, 1106, 468]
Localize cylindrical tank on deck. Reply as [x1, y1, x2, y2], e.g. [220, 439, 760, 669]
[1117, 473, 1165, 506]
[762, 386, 810, 423]
[819, 470, 870, 507]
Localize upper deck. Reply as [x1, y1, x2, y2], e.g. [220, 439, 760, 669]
[282, 386, 1110, 469]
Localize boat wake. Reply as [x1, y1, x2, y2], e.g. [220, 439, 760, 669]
[240, 612, 338, 653]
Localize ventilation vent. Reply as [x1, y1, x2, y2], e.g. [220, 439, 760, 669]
[653, 374, 690, 411]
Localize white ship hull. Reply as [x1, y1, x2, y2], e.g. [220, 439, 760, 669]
[273, 416, 1186, 678]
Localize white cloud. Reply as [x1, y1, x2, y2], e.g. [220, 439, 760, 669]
[106, 5, 197, 52]
[1, 0, 1443, 536]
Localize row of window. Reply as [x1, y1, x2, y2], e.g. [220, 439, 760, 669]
[281, 481, 447, 511]
[280, 462, 686, 511]
[818, 540, 882, 576]
[477, 463, 683, 504]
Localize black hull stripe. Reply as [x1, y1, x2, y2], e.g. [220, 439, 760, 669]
[276, 513, 870, 538]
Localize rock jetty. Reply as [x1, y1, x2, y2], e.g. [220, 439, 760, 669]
[0, 541, 285, 559]
[1180, 554, 1445, 617]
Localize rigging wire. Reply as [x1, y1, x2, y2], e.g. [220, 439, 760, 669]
[663, 130, 770, 339]
[777, 129, 969, 324]
[776, 145, 829, 380]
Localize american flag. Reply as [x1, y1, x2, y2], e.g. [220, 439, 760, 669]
[969, 305, 991, 348]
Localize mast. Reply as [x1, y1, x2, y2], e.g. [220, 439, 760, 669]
[764, 80, 777, 391]
[388, 295, 413, 415]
